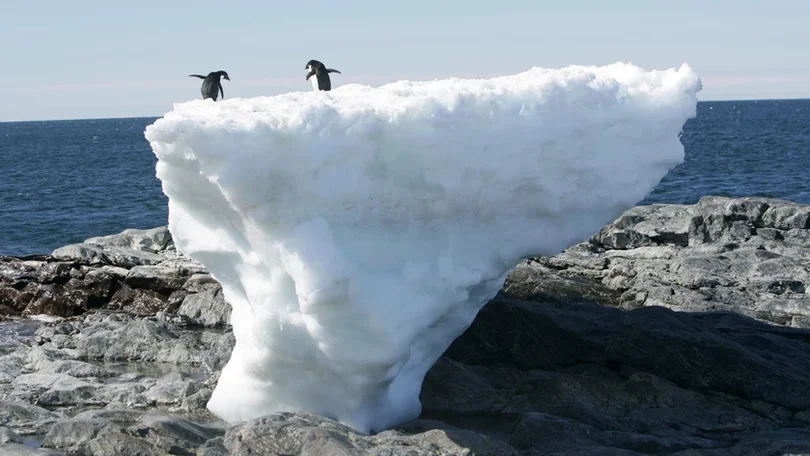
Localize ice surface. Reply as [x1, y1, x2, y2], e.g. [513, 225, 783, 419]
[144, 62, 701, 433]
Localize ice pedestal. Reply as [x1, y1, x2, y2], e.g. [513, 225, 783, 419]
[144, 62, 701, 433]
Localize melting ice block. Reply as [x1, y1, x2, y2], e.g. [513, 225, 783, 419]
[145, 63, 701, 433]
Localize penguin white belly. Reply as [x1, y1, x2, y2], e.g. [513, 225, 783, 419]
[310, 76, 320, 91]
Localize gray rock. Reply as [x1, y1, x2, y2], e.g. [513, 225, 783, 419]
[73, 407, 149, 424]
[517, 196, 810, 326]
[0, 287, 29, 316]
[33, 263, 76, 285]
[182, 274, 220, 293]
[22, 283, 90, 317]
[181, 387, 213, 413]
[106, 285, 169, 316]
[52, 243, 165, 268]
[125, 265, 190, 293]
[0, 260, 44, 286]
[83, 265, 129, 283]
[0, 444, 70, 456]
[0, 401, 62, 435]
[50, 244, 107, 265]
[198, 438, 228, 456]
[41, 418, 163, 456]
[222, 412, 520, 456]
[39, 411, 224, 456]
[38, 360, 111, 378]
[84, 226, 173, 254]
[79, 265, 127, 301]
[0, 427, 21, 444]
[144, 372, 200, 405]
[131, 414, 223, 454]
[3, 226, 211, 320]
[72, 315, 204, 364]
[202, 331, 235, 371]
[178, 289, 231, 328]
[41, 418, 122, 449]
[11, 373, 101, 407]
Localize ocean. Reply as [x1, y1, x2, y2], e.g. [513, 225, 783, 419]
[1, 99, 809, 257]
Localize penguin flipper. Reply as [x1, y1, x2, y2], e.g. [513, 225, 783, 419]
[326, 68, 341, 74]
[218, 82, 224, 100]
[189, 74, 206, 79]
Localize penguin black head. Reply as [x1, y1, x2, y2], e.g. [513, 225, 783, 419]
[305, 60, 324, 71]
[305, 60, 323, 81]
[216, 70, 231, 81]
[305, 60, 341, 77]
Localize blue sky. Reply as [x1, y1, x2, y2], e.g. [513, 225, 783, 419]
[2, 0, 809, 121]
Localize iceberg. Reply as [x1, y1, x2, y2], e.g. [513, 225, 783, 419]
[144, 62, 701, 434]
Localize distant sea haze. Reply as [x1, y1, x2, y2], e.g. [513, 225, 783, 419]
[1, 99, 809, 256]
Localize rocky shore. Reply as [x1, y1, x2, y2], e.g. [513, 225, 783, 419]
[1, 196, 810, 455]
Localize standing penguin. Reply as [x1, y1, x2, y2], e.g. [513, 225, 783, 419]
[305, 60, 341, 91]
[188, 71, 230, 101]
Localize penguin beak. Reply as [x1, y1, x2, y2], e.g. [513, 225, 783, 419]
[224, 74, 230, 81]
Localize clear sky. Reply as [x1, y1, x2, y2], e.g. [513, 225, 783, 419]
[2, 0, 809, 121]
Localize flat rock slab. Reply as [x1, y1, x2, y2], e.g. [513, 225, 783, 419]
[513, 196, 810, 327]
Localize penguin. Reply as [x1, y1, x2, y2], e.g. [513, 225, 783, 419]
[305, 60, 341, 91]
[188, 71, 230, 101]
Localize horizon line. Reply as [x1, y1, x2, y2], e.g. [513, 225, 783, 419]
[2, 96, 809, 124]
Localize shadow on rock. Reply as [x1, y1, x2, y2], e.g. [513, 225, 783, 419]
[419, 290, 810, 455]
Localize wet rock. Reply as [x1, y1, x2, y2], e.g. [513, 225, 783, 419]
[41, 419, 121, 449]
[41, 418, 162, 456]
[144, 372, 200, 405]
[11, 373, 100, 407]
[39, 409, 223, 456]
[32, 323, 75, 345]
[38, 360, 111, 378]
[132, 414, 223, 454]
[0, 401, 62, 436]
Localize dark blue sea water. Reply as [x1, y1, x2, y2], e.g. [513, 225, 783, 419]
[1, 99, 809, 256]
